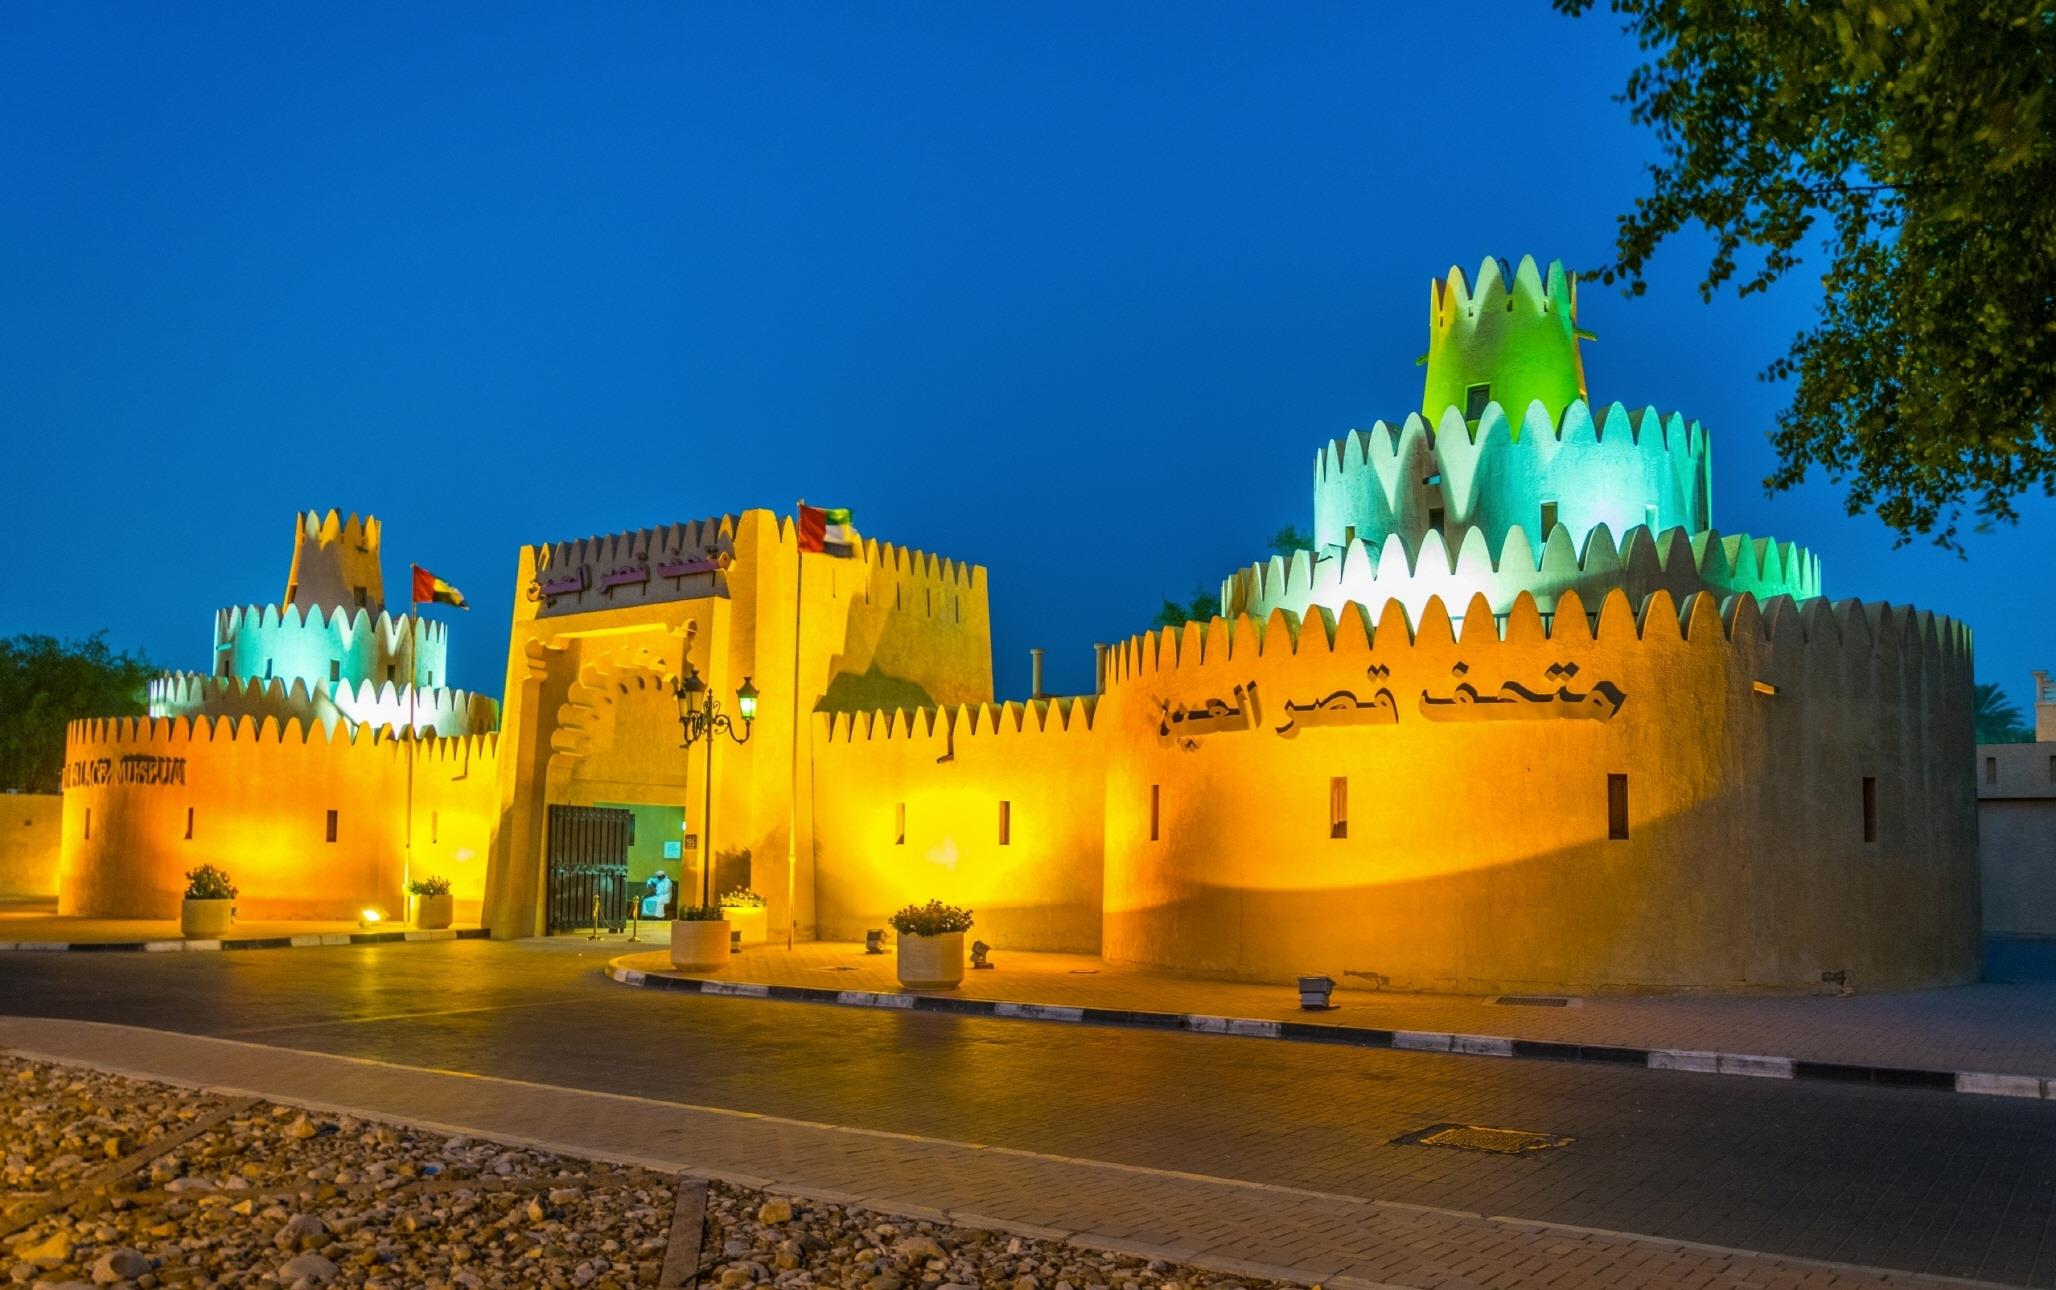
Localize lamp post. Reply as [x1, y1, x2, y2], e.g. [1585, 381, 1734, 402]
[675, 663, 758, 908]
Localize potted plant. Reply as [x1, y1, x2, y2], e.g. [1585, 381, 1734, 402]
[409, 875, 454, 930]
[719, 887, 768, 948]
[669, 905, 732, 973]
[889, 900, 974, 990]
[181, 865, 237, 938]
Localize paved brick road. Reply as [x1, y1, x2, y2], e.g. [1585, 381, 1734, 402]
[6, 939, 2056, 1285]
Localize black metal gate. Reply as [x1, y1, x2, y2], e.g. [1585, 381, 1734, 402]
[545, 805, 632, 934]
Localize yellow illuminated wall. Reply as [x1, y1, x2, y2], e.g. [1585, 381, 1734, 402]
[1092, 590, 1978, 992]
[57, 717, 497, 923]
[811, 699, 1105, 952]
[482, 508, 995, 939]
[0, 793, 61, 898]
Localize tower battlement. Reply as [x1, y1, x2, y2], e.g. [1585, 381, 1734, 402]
[1423, 255, 1586, 425]
[1311, 399, 1713, 556]
[1225, 523, 1819, 626]
[284, 509, 385, 614]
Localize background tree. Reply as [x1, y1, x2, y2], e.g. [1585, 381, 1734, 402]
[1152, 585, 1222, 629]
[1266, 525, 1313, 557]
[0, 633, 153, 793]
[1974, 681, 2033, 745]
[1151, 523, 1313, 627]
[1557, 0, 2055, 547]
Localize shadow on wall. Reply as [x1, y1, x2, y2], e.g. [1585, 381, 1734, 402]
[1102, 793, 1982, 996]
[819, 668, 936, 715]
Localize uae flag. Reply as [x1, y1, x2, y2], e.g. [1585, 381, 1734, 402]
[410, 564, 469, 609]
[796, 504, 860, 557]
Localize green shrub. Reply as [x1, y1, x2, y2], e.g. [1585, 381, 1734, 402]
[675, 904, 728, 922]
[888, 900, 973, 937]
[719, 888, 766, 908]
[183, 865, 237, 901]
[408, 875, 452, 897]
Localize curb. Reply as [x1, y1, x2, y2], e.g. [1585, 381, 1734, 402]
[605, 961, 2055, 1103]
[0, 928, 490, 954]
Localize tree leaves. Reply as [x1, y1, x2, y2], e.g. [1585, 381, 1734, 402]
[0, 633, 154, 793]
[1559, 0, 2056, 546]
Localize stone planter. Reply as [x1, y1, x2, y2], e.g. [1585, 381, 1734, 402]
[721, 904, 768, 948]
[415, 892, 454, 930]
[896, 931, 966, 990]
[180, 898, 234, 939]
[669, 919, 732, 973]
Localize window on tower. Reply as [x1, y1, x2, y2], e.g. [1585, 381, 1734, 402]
[1464, 383, 1491, 420]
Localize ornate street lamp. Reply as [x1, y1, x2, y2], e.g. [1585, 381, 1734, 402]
[674, 662, 757, 908]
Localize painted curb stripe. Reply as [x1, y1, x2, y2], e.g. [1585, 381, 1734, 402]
[606, 964, 2051, 1101]
[0, 927, 493, 955]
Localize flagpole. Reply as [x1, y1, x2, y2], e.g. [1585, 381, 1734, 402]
[786, 503, 805, 951]
[405, 590, 418, 924]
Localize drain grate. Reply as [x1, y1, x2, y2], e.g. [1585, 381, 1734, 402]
[1396, 1123, 1572, 1156]
[1493, 995, 1573, 1007]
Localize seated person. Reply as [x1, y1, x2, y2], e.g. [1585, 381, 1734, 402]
[639, 872, 675, 920]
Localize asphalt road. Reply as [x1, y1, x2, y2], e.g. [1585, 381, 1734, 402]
[6, 938, 2055, 1286]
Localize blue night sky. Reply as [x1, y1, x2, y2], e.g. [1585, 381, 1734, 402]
[3, 4, 2048, 707]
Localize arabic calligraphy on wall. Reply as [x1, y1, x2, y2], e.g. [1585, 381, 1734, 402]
[1418, 661, 1623, 722]
[526, 550, 732, 608]
[63, 755, 188, 788]
[1157, 662, 1624, 749]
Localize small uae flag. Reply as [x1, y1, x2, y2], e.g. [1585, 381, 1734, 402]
[796, 504, 860, 557]
[410, 564, 469, 609]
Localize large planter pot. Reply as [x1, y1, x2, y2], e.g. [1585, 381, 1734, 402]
[721, 904, 768, 948]
[416, 892, 455, 930]
[896, 931, 966, 990]
[669, 920, 732, 973]
[180, 899, 234, 939]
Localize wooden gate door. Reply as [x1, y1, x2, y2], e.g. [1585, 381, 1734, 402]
[544, 805, 632, 934]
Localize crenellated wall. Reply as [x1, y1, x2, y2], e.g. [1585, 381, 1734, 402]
[1224, 524, 1821, 626]
[283, 509, 386, 614]
[811, 698, 1105, 952]
[58, 716, 498, 923]
[1422, 255, 1587, 427]
[209, 603, 450, 693]
[1092, 590, 1977, 992]
[149, 672, 497, 737]
[1311, 400, 1714, 555]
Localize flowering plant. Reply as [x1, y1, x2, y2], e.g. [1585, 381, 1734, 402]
[184, 865, 237, 901]
[718, 888, 766, 908]
[676, 905, 728, 922]
[887, 900, 973, 937]
[408, 875, 452, 897]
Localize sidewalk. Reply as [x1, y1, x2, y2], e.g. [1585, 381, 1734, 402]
[607, 937, 2056, 1091]
[0, 1016, 2012, 1290]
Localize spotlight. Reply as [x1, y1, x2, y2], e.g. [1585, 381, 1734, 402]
[970, 940, 994, 970]
[864, 929, 886, 954]
[1297, 974, 1337, 1010]
[359, 907, 387, 929]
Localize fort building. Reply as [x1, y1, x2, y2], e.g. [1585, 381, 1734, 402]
[59, 255, 1982, 991]
[58, 512, 500, 922]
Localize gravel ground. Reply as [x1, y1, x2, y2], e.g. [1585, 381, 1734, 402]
[1, 1055, 1295, 1289]
[701, 1184, 1294, 1290]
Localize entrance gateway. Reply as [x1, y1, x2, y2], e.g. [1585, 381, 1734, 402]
[544, 805, 631, 934]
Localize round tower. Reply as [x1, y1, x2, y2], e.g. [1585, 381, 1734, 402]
[1421, 255, 1587, 424]
[146, 510, 496, 738]
[284, 509, 386, 614]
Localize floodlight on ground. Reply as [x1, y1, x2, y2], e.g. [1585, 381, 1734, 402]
[970, 939, 994, 969]
[865, 929, 886, 954]
[1297, 974, 1337, 1010]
